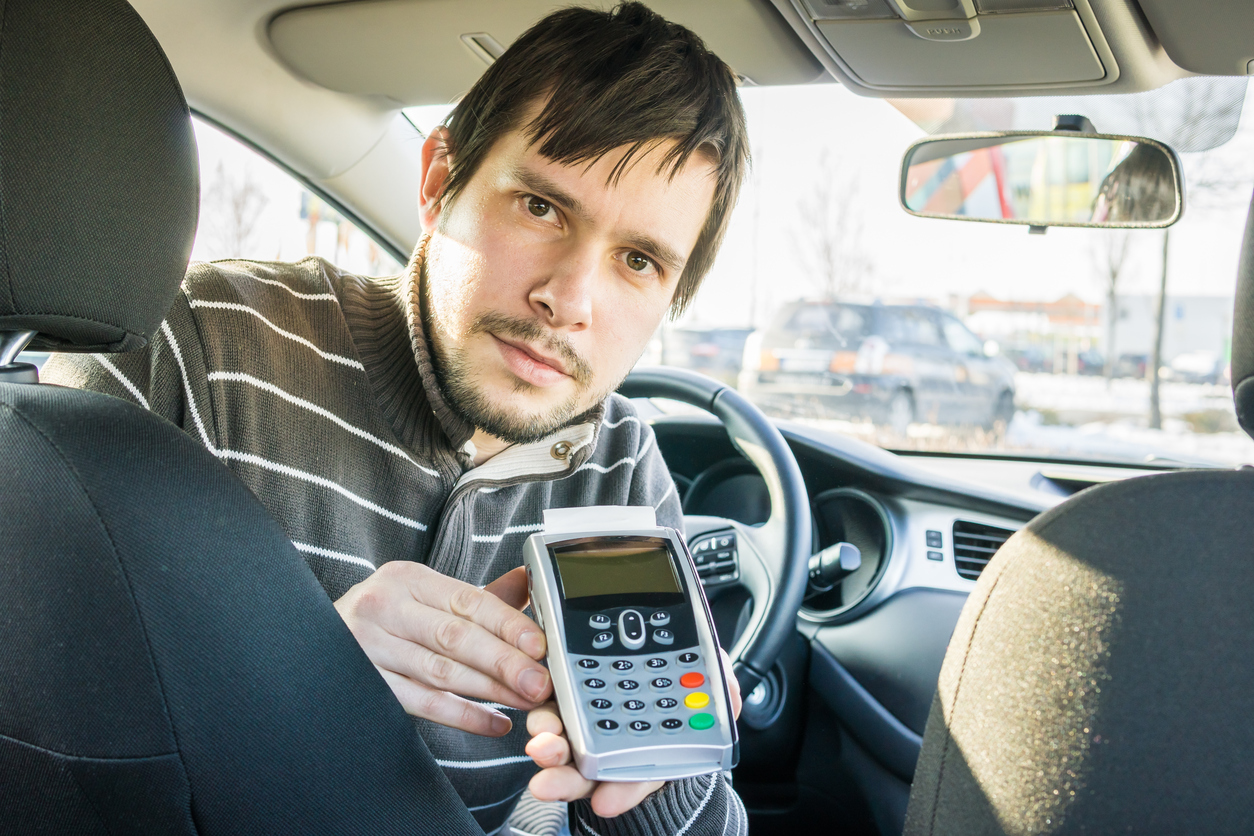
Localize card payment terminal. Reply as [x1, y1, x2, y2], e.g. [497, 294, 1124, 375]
[523, 506, 738, 783]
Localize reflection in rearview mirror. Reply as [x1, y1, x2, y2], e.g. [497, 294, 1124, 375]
[900, 133, 1182, 229]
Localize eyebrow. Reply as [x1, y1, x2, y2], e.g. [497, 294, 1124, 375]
[508, 165, 689, 275]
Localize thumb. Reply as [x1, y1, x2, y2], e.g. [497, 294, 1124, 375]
[484, 565, 530, 611]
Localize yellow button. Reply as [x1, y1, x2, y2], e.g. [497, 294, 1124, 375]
[684, 692, 710, 709]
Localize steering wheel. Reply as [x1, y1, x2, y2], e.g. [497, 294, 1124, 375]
[618, 367, 812, 698]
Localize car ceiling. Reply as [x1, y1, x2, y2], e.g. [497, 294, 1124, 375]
[130, 0, 1254, 256]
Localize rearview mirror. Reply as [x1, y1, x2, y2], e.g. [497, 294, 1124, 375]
[900, 132, 1182, 230]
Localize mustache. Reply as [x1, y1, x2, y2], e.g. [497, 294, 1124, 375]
[469, 312, 594, 386]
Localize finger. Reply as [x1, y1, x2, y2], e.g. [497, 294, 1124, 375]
[402, 564, 547, 660]
[376, 667, 514, 736]
[590, 780, 666, 818]
[368, 630, 545, 709]
[528, 764, 596, 803]
[526, 702, 565, 737]
[484, 566, 530, 611]
[719, 648, 743, 719]
[380, 602, 552, 704]
[525, 731, 570, 769]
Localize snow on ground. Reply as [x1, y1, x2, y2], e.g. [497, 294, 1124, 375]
[787, 373, 1254, 467]
[1006, 373, 1254, 467]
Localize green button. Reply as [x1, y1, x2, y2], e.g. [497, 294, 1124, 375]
[689, 713, 715, 731]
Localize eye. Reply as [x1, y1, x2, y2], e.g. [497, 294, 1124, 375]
[525, 195, 554, 219]
[625, 251, 656, 273]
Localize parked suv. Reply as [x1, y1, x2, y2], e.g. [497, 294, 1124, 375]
[740, 300, 1016, 432]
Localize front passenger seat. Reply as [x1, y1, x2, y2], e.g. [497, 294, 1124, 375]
[903, 192, 1254, 834]
[0, 1, 479, 832]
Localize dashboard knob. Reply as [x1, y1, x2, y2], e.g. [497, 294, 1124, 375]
[807, 542, 862, 593]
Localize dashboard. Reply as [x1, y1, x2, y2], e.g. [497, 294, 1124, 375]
[645, 408, 1171, 833]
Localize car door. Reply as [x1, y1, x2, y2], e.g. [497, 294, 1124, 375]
[878, 307, 957, 424]
[940, 314, 999, 423]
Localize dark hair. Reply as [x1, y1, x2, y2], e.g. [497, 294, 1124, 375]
[439, 2, 749, 316]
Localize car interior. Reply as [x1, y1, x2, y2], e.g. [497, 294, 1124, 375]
[4, 0, 1254, 834]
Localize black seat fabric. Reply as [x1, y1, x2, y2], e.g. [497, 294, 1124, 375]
[0, 0, 198, 353]
[0, 384, 481, 834]
[903, 468, 1254, 835]
[0, 0, 481, 832]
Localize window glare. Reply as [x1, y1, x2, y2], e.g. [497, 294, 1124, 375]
[191, 118, 403, 277]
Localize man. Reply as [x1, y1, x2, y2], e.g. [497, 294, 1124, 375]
[45, 4, 749, 835]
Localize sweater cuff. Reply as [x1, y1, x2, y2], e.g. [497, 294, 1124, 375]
[568, 773, 747, 836]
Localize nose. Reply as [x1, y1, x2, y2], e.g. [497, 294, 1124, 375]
[529, 243, 596, 330]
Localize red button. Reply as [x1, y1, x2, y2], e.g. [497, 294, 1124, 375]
[680, 672, 705, 689]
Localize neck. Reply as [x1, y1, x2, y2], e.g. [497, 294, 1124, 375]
[468, 429, 513, 466]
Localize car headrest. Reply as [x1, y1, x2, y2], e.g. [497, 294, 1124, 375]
[0, 0, 198, 353]
[1233, 188, 1254, 438]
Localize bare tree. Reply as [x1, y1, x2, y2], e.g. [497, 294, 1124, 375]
[1129, 80, 1250, 428]
[792, 149, 872, 301]
[200, 159, 270, 259]
[1092, 230, 1133, 386]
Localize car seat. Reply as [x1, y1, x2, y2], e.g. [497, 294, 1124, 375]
[0, 1, 480, 832]
[903, 194, 1254, 832]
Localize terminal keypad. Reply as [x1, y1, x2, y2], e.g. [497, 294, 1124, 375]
[571, 647, 721, 742]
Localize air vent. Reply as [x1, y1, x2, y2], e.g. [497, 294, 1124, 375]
[952, 520, 1015, 581]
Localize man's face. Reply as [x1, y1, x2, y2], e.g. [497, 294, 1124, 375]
[417, 115, 717, 444]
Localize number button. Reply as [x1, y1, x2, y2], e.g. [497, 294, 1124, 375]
[661, 718, 684, 733]
[655, 697, 679, 712]
[596, 719, 620, 734]
[592, 632, 614, 650]
[650, 677, 673, 691]
[645, 657, 667, 670]
[589, 614, 611, 629]
[623, 699, 646, 713]
[611, 660, 634, 673]
[628, 720, 652, 735]
[582, 678, 606, 692]
[589, 698, 613, 713]
[678, 652, 700, 666]
[577, 658, 600, 670]
[615, 679, 640, 693]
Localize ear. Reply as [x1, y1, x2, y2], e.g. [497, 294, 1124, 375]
[418, 126, 452, 233]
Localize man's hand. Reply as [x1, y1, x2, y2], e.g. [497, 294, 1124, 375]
[335, 563, 550, 736]
[525, 648, 743, 818]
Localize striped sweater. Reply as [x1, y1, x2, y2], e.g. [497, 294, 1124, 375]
[42, 256, 746, 836]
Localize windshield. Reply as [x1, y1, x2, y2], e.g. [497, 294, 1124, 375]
[412, 82, 1254, 468]
[639, 79, 1254, 468]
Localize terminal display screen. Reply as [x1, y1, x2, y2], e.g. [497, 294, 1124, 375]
[552, 537, 682, 602]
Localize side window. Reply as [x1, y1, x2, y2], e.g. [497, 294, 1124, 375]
[941, 317, 983, 355]
[192, 118, 404, 276]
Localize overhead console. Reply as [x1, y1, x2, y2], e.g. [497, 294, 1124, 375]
[767, 0, 1188, 97]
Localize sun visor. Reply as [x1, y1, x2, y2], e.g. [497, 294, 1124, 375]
[268, 0, 824, 106]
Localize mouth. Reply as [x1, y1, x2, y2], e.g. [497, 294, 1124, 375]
[491, 333, 572, 387]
